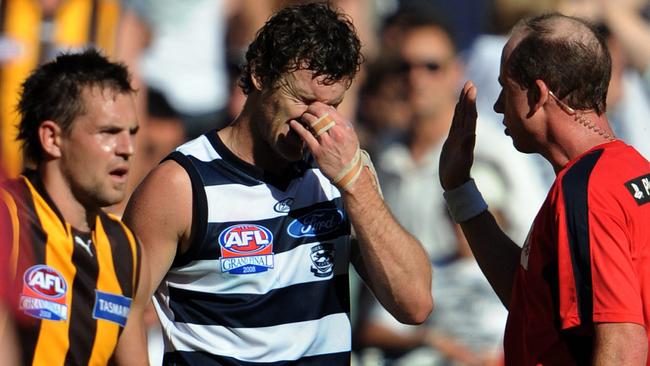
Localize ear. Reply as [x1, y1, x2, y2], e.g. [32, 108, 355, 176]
[251, 69, 264, 92]
[532, 79, 549, 113]
[38, 120, 63, 159]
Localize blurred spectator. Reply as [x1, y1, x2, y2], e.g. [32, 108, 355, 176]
[599, 23, 650, 160]
[0, 0, 122, 177]
[356, 58, 412, 155]
[397, 0, 492, 52]
[556, 0, 650, 160]
[115, 0, 231, 207]
[354, 9, 546, 364]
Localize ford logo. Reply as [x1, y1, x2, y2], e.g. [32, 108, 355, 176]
[287, 209, 344, 238]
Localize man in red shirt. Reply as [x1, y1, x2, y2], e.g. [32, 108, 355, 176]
[440, 13, 650, 365]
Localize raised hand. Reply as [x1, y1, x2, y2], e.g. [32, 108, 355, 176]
[290, 102, 360, 187]
[439, 81, 478, 191]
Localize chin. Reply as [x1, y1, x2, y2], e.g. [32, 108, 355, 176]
[96, 191, 126, 208]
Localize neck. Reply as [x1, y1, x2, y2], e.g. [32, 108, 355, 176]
[543, 111, 616, 172]
[38, 164, 97, 232]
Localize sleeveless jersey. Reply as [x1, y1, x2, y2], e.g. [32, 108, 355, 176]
[1, 170, 141, 366]
[155, 130, 353, 365]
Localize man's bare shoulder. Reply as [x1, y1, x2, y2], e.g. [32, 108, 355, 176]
[123, 159, 193, 232]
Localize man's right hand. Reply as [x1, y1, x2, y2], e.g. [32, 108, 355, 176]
[439, 81, 479, 191]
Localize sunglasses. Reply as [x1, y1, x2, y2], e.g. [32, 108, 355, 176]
[397, 60, 444, 74]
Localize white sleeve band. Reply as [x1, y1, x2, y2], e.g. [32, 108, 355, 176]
[442, 179, 488, 223]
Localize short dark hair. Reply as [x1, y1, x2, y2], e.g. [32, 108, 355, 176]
[507, 13, 611, 114]
[382, 8, 457, 54]
[239, 2, 363, 95]
[17, 49, 135, 164]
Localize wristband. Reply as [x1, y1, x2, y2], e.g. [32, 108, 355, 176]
[333, 148, 363, 191]
[443, 179, 488, 223]
[332, 148, 382, 193]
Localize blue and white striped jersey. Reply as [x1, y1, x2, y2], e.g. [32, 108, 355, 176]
[153, 130, 353, 365]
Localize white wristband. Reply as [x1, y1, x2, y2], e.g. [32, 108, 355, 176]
[443, 179, 488, 223]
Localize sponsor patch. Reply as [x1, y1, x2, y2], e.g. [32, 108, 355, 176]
[287, 209, 345, 238]
[274, 198, 294, 213]
[625, 173, 650, 205]
[19, 265, 68, 321]
[310, 243, 335, 277]
[92, 290, 132, 327]
[219, 224, 274, 274]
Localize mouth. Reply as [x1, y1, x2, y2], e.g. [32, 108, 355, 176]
[109, 167, 129, 183]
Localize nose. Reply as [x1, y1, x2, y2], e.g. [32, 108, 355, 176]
[115, 131, 135, 159]
[493, 89, 504, 114]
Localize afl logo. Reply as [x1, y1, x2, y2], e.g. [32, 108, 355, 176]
[23, 265, 67, 299]
[219, 224, 274, 253]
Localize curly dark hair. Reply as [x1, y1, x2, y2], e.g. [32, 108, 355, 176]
[17, 49, 135, 164]
[507, 13, 611, 115]
[239, 2, 363, 95]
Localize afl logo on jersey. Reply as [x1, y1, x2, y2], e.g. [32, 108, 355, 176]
[19, 265, 69, 321]
[24, 265, 67, 298]
[287, 209, 345, 238]
[219, 224, 275, 275]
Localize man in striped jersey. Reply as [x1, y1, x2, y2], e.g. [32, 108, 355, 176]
[124, 3, 433, 365]
[1, 49, 150, 365]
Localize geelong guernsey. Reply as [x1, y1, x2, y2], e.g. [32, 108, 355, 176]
[154, 130, 353, 365]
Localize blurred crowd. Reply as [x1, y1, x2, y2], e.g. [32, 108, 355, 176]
[2, 0, 650, 365]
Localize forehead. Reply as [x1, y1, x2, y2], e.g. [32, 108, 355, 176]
[281, 68, 349, 104]
[499, 33, 525, 81]
[399, 26, 455, 61]
[74, 86, 136, 126]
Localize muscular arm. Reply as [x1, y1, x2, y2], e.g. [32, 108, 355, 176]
[345, 171, 432, 324]
[291, 103, 432, 325]
[120, 160, 193, 349]
[592, 322, 648, 365]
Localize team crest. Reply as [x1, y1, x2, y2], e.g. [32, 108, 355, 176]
[19, 265, 68, 321]
[274, 198, 294, 213]
[310, 243, 335, 277]
[219, 224, 275, 274]
[625, 174, 650, 205]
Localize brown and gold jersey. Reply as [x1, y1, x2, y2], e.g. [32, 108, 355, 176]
[1, 170, 141, 366]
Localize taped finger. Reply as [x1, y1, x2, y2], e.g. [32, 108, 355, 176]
[310, 113, 336, 137]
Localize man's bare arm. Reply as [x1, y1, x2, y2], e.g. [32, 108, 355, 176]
[593, 322, 648, 365]
[119, 160, 194, 362]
